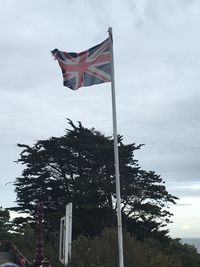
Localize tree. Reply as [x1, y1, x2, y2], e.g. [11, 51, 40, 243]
[0, 207, 11, 239]
[11, 119, 178, 241]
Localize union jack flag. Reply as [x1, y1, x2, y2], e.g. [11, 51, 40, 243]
[51, 38, 111, 90]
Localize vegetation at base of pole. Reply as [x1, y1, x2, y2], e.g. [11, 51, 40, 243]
[1, 219, 200, 267]
[71, 228, 200, 267]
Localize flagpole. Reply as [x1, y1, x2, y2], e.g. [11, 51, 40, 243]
[108, 27, 124, 267]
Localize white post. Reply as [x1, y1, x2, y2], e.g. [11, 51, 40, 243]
[59, 217, 65, 264]
[108, 27, 124, 267]
[64, 202, 73, 267]
[64, 204, 69, 266]
[67, 203, 73, 260]
[59, 203, 73, 267]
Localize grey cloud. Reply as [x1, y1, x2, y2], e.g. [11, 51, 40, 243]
[168, 182, 200, 198]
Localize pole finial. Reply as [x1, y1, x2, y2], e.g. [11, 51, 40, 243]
[108, 27, 112, 36]
[108, 27, 113, 43]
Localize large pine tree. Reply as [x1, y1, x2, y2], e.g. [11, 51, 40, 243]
[11, 119, 177, 241]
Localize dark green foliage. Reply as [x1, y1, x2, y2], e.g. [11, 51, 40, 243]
[164, 239, 200, 267]
[12, 119, 178, 242]
[11, 216, 35, 235]
[0, 207, 12, 239]
[10, 225, 62, 267]
[73, 207, 116, 237]
[71, 228, 200, 267]
[3, 227, 200, 267]
[11, 225, 36, 262]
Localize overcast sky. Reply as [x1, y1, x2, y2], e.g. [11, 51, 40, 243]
[0, 0, 200, 238]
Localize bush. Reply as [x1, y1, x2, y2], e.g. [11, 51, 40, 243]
[71, 228, 200, 267]
[8, 227, 200, 267]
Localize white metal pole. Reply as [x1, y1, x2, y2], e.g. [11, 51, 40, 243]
[108, 27, 124, 267]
